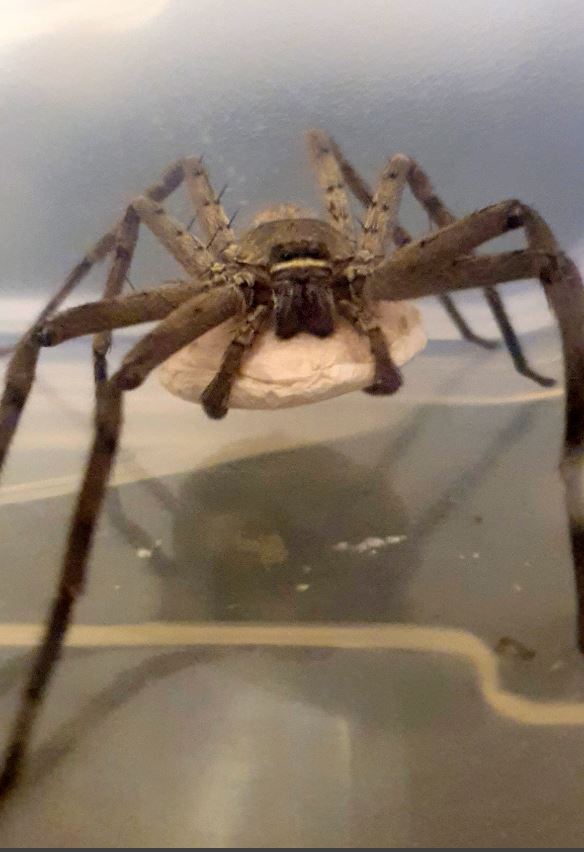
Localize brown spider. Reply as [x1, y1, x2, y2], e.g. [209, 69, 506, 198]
[1, 129, 584, 799]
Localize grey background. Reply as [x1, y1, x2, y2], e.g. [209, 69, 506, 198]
[1, 0, 583, 327]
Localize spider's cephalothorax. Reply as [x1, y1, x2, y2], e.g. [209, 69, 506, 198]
[244, 218, 348, 341]
[198, 213, 405, 418]
[268, 232, 336, 339]
[2, 129, 584, 800]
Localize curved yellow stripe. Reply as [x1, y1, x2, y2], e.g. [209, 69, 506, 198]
[1, 621, 581, 727]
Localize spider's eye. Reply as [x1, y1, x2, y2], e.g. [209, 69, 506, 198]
[279, 249, 295, 261]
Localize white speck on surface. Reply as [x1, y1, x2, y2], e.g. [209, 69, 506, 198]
[513, 583, 522, 593]
[472, 552, 480, 559]
[459, 553, 466, 560]
[355, 537, 385, 553]
[333, 534, 407, 555]
[550, 659, 566, 671]
[302, 565, 312, 574]
[136, 548, 153, 559]
[369, 549, 379, 557]
[295, 583, 310, 592]
[114, 585, 121, 591]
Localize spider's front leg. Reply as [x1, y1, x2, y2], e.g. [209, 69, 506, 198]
[311, 130, 550, 373]
[336, 297, 403, 395]
[368, 201, 584, 651]
[0, 160, 188, 360]
[0, 284, 245, 797]
[0, 178, 234, 470]
[200, 303, 271, 419]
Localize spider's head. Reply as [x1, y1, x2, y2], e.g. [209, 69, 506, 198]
[269, 240, 332, 278]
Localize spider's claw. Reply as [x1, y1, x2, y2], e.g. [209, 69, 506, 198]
[364, 359, 403, 396]
[519, 367, 557, 388]
[463, 333, 500, 351]
[200, 377, 229, 419]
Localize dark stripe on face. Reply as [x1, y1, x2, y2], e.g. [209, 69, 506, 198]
[302, 284, 335, 337]
[275, 283, 303, 339]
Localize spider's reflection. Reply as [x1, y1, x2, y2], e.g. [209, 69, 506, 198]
[165, 441, 418, 624]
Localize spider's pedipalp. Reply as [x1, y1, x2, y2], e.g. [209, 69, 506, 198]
[337, 298, 403, 394]
[201, 303, 270, 418]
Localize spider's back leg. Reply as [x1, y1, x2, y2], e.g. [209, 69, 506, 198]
[306, 130, 355, 241]
[183, 157, 236, 256]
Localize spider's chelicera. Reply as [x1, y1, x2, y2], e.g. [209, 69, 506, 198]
[1, 129, 584, 799]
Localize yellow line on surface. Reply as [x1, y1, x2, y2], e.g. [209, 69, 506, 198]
[1, 621, 582, 727]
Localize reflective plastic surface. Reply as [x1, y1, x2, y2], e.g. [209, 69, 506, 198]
[1, 0, 584, 846]
[1, 332, 583, 846]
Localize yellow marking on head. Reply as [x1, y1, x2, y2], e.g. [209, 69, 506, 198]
[270, 258, 332, 275]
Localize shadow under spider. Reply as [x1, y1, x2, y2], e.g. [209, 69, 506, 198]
[0, 406, 548, 789]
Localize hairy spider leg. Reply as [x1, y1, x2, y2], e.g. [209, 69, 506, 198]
[308, 133, 407, 389]
[306, 129, 355, 241]
[183, 157, 236, 256]
[0, 160, 188, 358]
[337, 298, 403, 394]
[313, 130, 551, 374]
[201, 303, 271, 419]
[356, 153, 410, 259]
[367, 200, 584, 649]
[0, 285, 244, 797]
[93, 206, 140, 383]
[0, 181, 230, 475]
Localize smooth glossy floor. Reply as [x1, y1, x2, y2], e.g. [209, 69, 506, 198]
[0, 327, 582, 847]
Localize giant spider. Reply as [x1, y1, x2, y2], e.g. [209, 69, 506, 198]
[0, 130, 584, 799]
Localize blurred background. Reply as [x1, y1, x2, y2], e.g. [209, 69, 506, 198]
[1, 2, 584, 846]
[1, 0, 583, 336]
